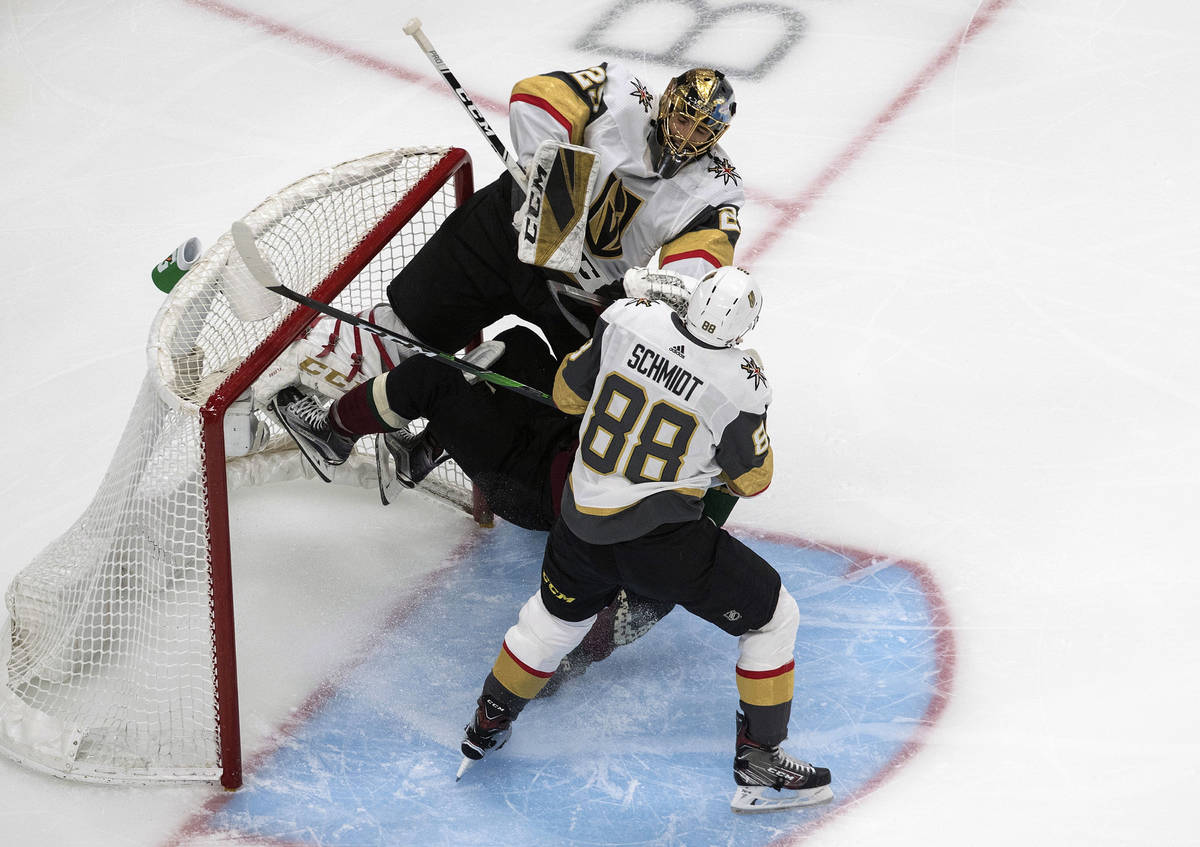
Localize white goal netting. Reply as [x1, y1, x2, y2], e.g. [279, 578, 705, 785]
[0, 147, 480, 787]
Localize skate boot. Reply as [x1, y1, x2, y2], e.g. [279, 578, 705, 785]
[457, 695, 514, 780]
[731, 712, 833, 813]
[270, 386, 356, 482]
[382, 427, 449, 489]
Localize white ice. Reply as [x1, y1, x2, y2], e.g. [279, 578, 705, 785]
[1, 0, 1197, 844]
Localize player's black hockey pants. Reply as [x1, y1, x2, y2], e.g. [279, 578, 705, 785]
[383, 326, 576, 531]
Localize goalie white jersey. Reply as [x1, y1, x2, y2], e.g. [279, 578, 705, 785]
[553, 298, 774, 544]
[509, 61, 745, 292]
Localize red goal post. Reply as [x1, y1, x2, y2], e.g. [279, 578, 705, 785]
[0, 147, 484, 789]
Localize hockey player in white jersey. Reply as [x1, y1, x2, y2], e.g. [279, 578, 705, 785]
[384, 62, 745, 360]
[457, 267, 834, 813]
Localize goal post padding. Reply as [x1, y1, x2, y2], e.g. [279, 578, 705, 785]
[0, 147, 479, 789]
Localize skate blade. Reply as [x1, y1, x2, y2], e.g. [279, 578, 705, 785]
[456, 756, 476, 781]
[376, 434, 407, 504]
[730, 784, 834, 814]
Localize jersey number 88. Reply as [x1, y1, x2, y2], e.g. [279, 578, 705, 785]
[580, 373, 699, 483]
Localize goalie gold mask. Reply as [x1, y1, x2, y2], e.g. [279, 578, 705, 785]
[648, 68, 736, 179]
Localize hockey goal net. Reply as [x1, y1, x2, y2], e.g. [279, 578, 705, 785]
[0, 147, 483, 788]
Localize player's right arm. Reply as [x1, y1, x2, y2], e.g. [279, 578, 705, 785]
[509, 64, 609, 165]
[551, 316, 609, 414]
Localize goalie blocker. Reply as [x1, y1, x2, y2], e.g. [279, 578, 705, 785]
[515, 140, 601, 275]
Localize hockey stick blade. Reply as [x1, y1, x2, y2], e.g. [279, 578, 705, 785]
[230, 221, 556, 408]
[546, 279, 612, 309]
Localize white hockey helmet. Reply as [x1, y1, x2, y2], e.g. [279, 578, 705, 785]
[685, 266, 762, 347]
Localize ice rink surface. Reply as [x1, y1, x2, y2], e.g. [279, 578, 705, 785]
[1, 0, 1197, 844]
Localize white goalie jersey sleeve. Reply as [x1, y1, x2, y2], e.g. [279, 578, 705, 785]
[509, 61, 746, 292]
[552, 298, 773, 545]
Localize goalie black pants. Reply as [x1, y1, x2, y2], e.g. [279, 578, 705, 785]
[387, 172, 603, 360]
[384, 326, 578, 531]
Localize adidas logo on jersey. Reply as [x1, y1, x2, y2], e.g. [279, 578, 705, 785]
[669, 344, 686, 358]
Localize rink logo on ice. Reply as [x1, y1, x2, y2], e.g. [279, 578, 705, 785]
[576, 0, 807, 80]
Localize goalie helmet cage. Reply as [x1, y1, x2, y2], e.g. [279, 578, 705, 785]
[0, 147, 487, 790]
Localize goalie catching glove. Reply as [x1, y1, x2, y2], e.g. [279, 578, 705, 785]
[622, 266, 699, 316]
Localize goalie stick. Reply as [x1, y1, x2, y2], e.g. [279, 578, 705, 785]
[230, 221, 556, 408]
[404, 18, 600, 278]
[404, 17, 527, 191]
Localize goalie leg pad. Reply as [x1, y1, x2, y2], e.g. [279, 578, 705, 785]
[251, 305, 419, 406]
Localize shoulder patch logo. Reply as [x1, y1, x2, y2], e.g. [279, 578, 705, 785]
[669, 344, 686, 358]
[629, 77, 654, 113]
[624, 296, 654, 308]
[741, 355, 767, 390]
[707, 155, 741, 186]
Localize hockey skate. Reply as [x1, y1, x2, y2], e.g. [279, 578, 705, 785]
[375, 427, 450, 504]
[458, 338, 506, 385]
[456, 695, 514, 780]
[375, 339, 504, 505]
[730, 713, 833, 813]
[269, 386, 356, 483]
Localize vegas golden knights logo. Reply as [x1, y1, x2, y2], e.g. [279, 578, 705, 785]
[587, 173, 644, 259]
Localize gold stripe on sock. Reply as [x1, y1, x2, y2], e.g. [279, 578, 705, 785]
[736, 662, 795, 707]
[492, 642, 554, 700]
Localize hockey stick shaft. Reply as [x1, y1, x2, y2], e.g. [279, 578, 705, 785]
[404, 18, 528, 191]
[230, 222, 556, 408]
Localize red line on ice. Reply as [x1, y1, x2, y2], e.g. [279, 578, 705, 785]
[163, 532, 489, 847]
[745, 0, 1017, 265]
[183, 0, 1011, 265]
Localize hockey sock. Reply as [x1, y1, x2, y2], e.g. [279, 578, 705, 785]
[738, 700, 793, 748]
[481, 672, 531, 719]
[329, 375, 408, 436]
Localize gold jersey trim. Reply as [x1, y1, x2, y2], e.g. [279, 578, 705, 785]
[726, 448, 773, 497]
[660, 227, 736, 268]
[567, 475, 706, 515]
[511, 75, 591, 145]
